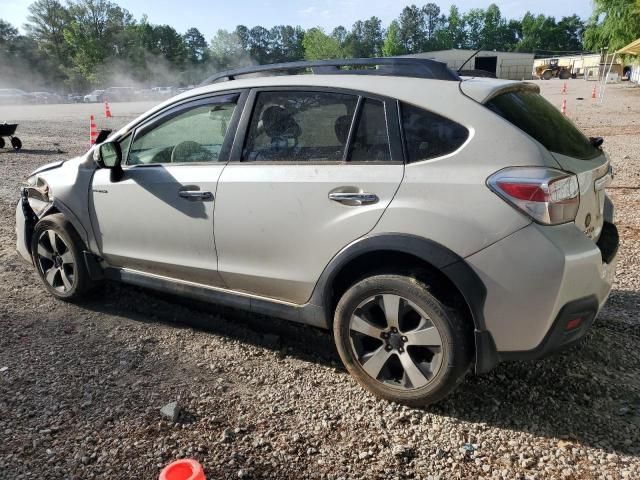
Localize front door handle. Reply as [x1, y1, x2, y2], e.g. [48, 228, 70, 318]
[179, 190, 214, 201]
[328, 191, 379, 206]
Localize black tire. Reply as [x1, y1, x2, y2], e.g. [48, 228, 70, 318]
[31, 213, 96, 300]
[11, 137, 22, 150]
[333, 274, 472, 406]
[0, 137, 5, 148]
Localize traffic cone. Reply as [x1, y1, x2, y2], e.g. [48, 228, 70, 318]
[561, 99, 567, 115]
[89, 115, 98, 146]
[562, 82, 567, 94]
[592, 85, 597, 99]
[104, 101, 112, 118]
[159, 459, 205, 480]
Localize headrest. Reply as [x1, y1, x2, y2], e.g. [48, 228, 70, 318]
[334, 115, 352, 145]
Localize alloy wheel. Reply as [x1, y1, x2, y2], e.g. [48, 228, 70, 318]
[349, 293, 443, 390]
[35, 230, 75, 293]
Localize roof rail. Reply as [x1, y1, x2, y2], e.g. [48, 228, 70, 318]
[199, 57, 461, 86]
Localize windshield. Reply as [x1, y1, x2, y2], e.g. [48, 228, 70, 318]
[486, 90, 600, 160]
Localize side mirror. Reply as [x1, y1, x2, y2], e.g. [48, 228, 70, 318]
[93, 141, 122, 168]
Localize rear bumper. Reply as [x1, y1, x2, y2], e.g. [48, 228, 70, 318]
[467, 220, 618, 356]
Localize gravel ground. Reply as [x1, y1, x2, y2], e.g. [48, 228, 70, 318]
[1, 80, 640, 480]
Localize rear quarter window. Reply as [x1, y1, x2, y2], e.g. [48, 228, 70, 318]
[401, 103, 469, 163]
[485, 90, 600, 160]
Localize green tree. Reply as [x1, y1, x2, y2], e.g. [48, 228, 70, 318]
[247, 26, 271, 64]
[24, 0, 70, 64]
[422, 3, 445, 49]
[440, 5, 466, 49]
[184, 27, 208, 64]
[302, 27, 343, 60]
[463, 8, 485, 49]
[584, 0, 640, 50]
[398, 5, 426, 53]
[382, 20, 405, 56]
[209, 28, 250, 68]
[63, 0, 134, 82]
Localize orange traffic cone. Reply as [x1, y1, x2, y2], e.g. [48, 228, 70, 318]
[159, 459, 205, 480]
[592, 85, 597, 99]
[562, 82, 567, 94]
[104, 101, 112, 118]
[561, 99, 567, 115]
[89, 115, 98, 146]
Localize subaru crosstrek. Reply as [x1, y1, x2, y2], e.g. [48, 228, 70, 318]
[16, 58, 618, 405]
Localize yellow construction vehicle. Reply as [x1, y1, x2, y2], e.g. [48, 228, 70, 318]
[536, 58, 572, 80]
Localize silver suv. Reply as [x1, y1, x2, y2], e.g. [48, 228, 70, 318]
[16, 58, 619, 405]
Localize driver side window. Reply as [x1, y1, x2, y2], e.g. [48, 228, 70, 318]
[127, 98, 237, 165]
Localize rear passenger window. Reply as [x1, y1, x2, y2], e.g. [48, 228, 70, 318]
[243, 91, 358, 162]
[401, 103, 468, 163]
[349, 99, 391, 162]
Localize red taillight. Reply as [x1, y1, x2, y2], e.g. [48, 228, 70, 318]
[565, 317, 583, 331]
[488, 167, 580, 225]
[496, 182, 547, 202]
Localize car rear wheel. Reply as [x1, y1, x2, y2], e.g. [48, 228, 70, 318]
[333, 275, 472, 406]
[31, 214, 96, 300]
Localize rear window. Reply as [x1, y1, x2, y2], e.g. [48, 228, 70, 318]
[401, 103, 469, 163]
[486, 90, 600, 160]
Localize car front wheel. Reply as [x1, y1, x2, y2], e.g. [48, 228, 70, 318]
[31, 214, 96, 300]
[333, 274, 472, 406]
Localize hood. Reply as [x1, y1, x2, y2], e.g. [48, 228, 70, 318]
[28, 159, 65, 177]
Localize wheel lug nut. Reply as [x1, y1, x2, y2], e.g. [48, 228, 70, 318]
[402, 336, 408, 342]
[385, 345, 392, 351]
[398, 347, 404, 353]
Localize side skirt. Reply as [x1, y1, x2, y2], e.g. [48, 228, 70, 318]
[104, 267, 328, 329]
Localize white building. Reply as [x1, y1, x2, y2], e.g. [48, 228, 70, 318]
[403, 49, 535, 80]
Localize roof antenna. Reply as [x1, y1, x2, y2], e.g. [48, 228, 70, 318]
[457, 48, 483, 73]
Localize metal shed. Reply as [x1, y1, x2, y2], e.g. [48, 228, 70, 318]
[402, 49, 535, 80]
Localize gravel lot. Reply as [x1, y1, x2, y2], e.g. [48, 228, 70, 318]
[1, 80, 639, 480]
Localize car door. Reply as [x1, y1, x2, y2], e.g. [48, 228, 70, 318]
[214, 88, 404, 304]
[90, 92, 245, 286]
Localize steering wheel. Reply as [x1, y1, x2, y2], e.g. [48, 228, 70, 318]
[170, 141, 210, 163]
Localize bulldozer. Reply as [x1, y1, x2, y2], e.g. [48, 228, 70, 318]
[535, 58, 572, 80]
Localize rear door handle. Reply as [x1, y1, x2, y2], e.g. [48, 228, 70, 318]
[179, 190, 214, 201]
[328, 192, 379, 206]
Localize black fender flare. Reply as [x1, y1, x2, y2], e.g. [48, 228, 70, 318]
[308, 233, 499, 374]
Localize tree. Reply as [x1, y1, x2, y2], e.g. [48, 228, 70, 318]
[331, 26, 348, 45]
[247, 26, 271, 64]
[382, 20, 405, 56]
[302, 27, 343, 60]
[209, 28, 251, 69]
[422, 3, 445, 49]
[440, 5, 466, 49]
[463, 8, 485, 49]
[584, 0, 640, 51]
[184, 27, 208, 64]
[63, 0, 134, 81]
[398, 5, 426, 53]
[0, 19, 19, 44]
[24, 0, 70, 64]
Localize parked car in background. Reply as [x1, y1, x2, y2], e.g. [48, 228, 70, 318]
[105, 87, 135, 102]
[31, 92, 63, 104]
[151, 86, 175, 98]
[84, 90, 105, 103]
[15, 58, 618, 406]
[0, 88, 33, 104]
[67, 93, 84, 103]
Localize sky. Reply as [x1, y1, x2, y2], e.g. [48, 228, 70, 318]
[3, 0, 594, 40]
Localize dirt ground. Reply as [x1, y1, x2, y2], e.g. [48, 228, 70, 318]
[1, 80, 639, 480]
